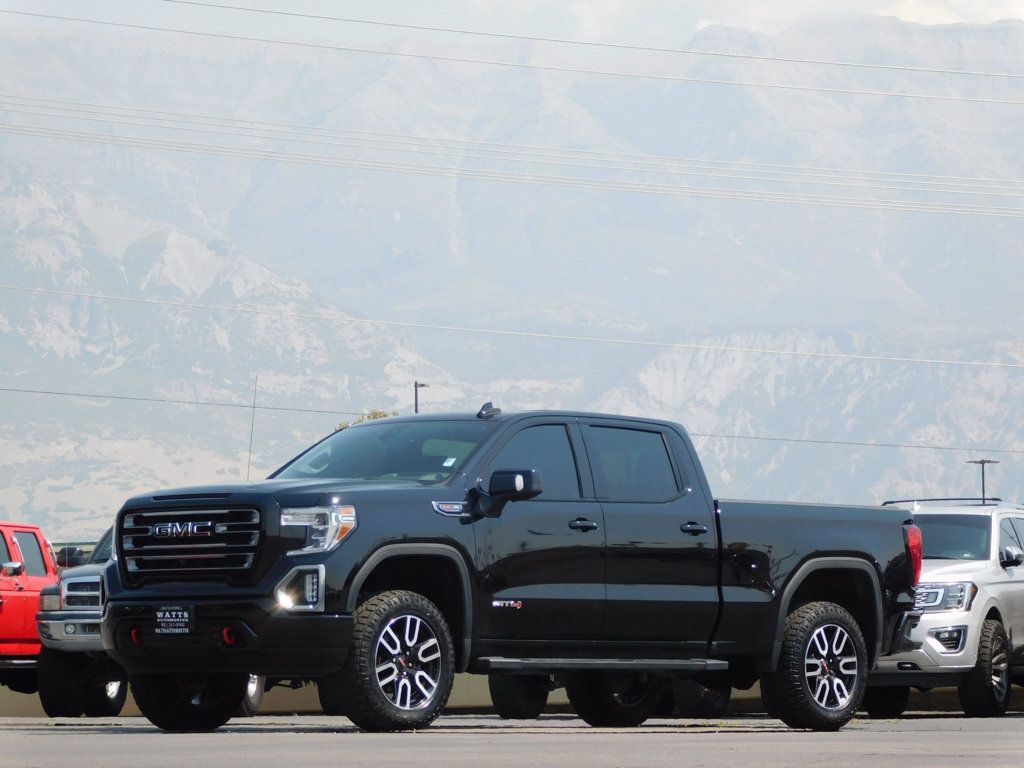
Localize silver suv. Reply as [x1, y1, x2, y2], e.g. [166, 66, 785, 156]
[865, 498, 1024, 717]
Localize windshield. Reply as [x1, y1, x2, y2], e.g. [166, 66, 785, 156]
[273, 420, 498, 484]
[89, 528, 113, 564]
[915, 514, 991, 561]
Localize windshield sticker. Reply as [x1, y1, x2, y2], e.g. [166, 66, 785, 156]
[442, 457, 457, 467]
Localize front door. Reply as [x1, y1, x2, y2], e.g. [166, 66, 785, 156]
[582, 420, 719, 653]
[472, 420, 606, 643]
[8, 529, 54, 655]
[0, 529, 29, 656]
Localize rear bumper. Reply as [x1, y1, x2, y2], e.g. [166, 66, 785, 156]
[101, 597, 353, 676]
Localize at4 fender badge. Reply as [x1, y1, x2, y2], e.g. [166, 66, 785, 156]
[492, 600, 524, 610]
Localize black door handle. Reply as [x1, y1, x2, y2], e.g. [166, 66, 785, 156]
[680, 522, 709, 536]
[569, 518, 599, 532]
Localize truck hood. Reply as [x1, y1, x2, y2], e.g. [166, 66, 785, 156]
[919, 559, 992, 582]
[59, 562, 107, 581]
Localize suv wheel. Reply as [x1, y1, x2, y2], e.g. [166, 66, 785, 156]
[130, 673, 249, 731]
[861, 686, 909, 718]
[83, 677, 128, 717]
[958, 618, 1011, 717]
[488, 674, 549, 719]
[37, 648, 87, 717]
[565, 671, 662, 727]
[759, 601, 867, 731]
[341, 590, 455, 732]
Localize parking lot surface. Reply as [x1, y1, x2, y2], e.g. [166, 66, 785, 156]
[4, 712, 1022, 768]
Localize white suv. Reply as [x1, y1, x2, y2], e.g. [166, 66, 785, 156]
[865, 498, 1024, 717]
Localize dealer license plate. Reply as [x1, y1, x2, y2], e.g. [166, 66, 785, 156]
[154, 605, 194, 635]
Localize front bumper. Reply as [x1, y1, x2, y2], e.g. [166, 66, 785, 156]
[37, 610, 105, 652]
[101, 597, 353, 676]
[871, 608, 978, 685]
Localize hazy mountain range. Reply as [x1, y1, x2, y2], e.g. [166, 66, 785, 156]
[1, 12, 1022, 540]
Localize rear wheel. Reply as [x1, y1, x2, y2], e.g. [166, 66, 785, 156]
[861, 686, 909, 718]
[130, 673, 249, 731]
[235, 675, 265, 717]
[37, 648, 87, 717]
[565, 671, 662, 727]
[488, 674, 549, 719]
[759, 601, 867, 731]
[958, 619, 1011, 717]
[340, 590, 455, 732]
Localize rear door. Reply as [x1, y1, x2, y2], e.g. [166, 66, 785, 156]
[581, 420, 719, 652]
[472, 419, 606, 642]
[0, 528, 29, 655]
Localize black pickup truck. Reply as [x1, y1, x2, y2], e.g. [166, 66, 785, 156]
[101, 405, 921, 732]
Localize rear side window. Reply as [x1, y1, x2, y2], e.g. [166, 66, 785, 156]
[0, 532, 10, 564]
[12, 531, 47, 576]
[585, 426, 679, 502]
[490, 425, 581, 500]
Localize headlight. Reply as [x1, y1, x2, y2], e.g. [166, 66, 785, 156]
[915, 582, 977, 612]
[40, 593, 62, 612]
[280, 502, 357, 556]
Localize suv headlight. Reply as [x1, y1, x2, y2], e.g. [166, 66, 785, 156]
[280, 502, 357, 556]
[915, 582, 977, 612]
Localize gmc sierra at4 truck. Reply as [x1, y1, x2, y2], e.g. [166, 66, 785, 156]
[101, 406, 922, 732]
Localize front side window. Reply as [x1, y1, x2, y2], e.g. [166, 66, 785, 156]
[585, 425, 679, 502]
[274, 420, 497, 485]
[90, 529, 113, 564]
[12, 531, 47, 576]
[490, 424, 581, 500]
[915, 514, 991, 561]
[0, 532, 10, 564]
[999, 517, 1023, 552]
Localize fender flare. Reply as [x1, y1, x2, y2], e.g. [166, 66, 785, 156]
[347, 543, 473, 672]
[769, 557, 883, 670]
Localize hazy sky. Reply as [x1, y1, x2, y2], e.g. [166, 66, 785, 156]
[2, 0, 1023, 49]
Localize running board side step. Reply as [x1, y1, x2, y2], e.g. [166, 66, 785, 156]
[475, 657, 728, 673]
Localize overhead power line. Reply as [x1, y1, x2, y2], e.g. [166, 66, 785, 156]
[163, 0, 1024, 81]
[0, 385, 367, 416]
[5, 100, 1024, 200]
[4, 92, 1023, 191]
[3, 9, 1024, 107]
[5, 122, 1024, 218]
[3, 284, 1023, 371]
[1, 386, 1020, 456]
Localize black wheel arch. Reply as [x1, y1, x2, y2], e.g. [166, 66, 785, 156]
[767, 557, 883, 671]
[346, 543, 473, 671]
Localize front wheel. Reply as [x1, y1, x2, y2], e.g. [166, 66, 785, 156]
[130, 673, 249, 731]
[83, 677, 128, 717]
[958, 618, 1011, 717]
[340, 590, 455, 732]
[565, 671, 663, 727]
[37, 648, 87, 717]
[759, 601, 867, 731]
[234, 675, 265, 717]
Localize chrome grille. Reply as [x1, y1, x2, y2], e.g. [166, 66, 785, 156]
[120, 508, 261, 577]
[62, 576, 102, 610]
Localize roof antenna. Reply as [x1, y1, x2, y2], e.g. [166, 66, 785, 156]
[476, 401, 502, 419]
[967, 459, 999, 504]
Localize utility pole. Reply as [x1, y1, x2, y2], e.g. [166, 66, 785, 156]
[967, 459, 999, 504]
[414, 381, 429, 414]
[246, 375, 259, 481]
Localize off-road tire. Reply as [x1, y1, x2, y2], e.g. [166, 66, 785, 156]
[565, 671, 662, 727]
[958, 618, 1011, 717]
[488, 674, 549, 719]
[340, 590, 455, 732]
[673, 679, 733, 717]
[759, 601, 867, 731]
[235, 675, 265, 717]
[37, 648, 87, 717]
[861, 686, 909, 718]
[83, 677, 128, 717]
[130, 673, 249, 731]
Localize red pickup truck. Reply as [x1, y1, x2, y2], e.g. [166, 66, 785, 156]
[0, 521, 59, 695]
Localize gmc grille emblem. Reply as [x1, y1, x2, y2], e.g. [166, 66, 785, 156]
[152, 521, 214, 538]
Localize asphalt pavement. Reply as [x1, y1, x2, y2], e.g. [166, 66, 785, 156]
[4, 712, 1022, 768]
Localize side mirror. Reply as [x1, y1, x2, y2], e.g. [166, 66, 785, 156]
[1, 561, 24, 577]
[487, 469, 543, 502]
[1000, 545, 1024, 568]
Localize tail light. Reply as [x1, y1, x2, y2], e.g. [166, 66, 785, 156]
[904, 523, 922, 587]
